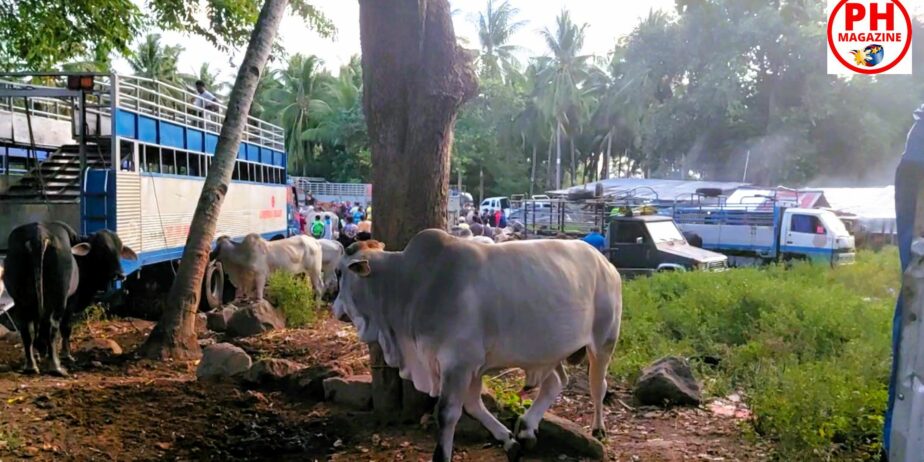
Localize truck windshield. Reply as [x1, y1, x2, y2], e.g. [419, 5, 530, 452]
[646, 220, 685, 244]
[821, 213, 849, 236]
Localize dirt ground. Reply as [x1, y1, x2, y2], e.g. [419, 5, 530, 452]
[0, 314, 770, 461]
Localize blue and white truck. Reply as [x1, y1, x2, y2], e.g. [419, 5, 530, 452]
[670, 189, 856, 266]
[0, 73, 290, 313]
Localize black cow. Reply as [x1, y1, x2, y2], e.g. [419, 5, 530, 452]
[3, 222, 136, 376]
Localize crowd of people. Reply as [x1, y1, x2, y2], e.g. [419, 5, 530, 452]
[296, 196, 373, 249]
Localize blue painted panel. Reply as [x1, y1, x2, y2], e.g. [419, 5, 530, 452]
[274, 150, 285, 167]
[205, 134, 219, 154]
[138, 116, 158, 143]
[245, 143, 258, 161]
[237, 143, 246, 159]
[81, 169, 115, 235]
[160, 121, 185, 150]
[260, 147, 271, 164]
[186, 128, 204, 152]
[115, 109, 136, 138]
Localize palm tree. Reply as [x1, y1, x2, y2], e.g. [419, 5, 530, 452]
[266, 54, 329, 175]
[474, 0, 526, 82]
[536, 9, 591, 188]
[181, 63, 229, 96]
[127, 33, 183, 83]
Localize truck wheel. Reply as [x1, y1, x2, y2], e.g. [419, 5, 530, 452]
[201, 261, 224, 311]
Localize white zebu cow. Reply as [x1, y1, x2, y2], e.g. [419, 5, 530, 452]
[334, 230, 622, 461]
[212, 234, 324, 301]
[317, 238, 345, 295]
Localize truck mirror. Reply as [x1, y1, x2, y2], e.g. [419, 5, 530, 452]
[636, 237, 644, 245]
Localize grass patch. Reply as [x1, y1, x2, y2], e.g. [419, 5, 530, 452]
[265, 271, 318, 328]
[483, 374, 532, 415]
[614, 248, 898, 459]
[0, 427, 23, 451]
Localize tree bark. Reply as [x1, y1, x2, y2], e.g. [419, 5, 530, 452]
[359, 0, 476, 421]
[555, 120, 562, 189]
[139, 0, 287, 360]
[529, 143, 537, 197]
[569, 135, 576, 186]
[603, 129, 613, 180]
[546, 126, 554, 189]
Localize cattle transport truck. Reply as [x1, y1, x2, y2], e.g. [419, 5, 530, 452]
[670, 189, 856, 266]
[0, 73, 291, 314]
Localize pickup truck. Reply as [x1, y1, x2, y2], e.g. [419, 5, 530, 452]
[605, 214, 729, 278]
[671, 205, 856, 266]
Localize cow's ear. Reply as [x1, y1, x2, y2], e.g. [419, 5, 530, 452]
[120, 246, 138, 261]
[71, 243, 91, 256]
[348, 260, 372, 277]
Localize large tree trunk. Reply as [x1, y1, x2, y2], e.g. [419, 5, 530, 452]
[359, 0, 476, 421]
[139, 0, 287, 360]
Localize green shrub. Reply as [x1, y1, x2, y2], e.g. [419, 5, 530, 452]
[613, 249, 897, 459]
[266, 271, 317, 328]
[483, 375, 532, 415]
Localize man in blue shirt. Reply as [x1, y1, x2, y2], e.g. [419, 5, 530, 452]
[582, 228, 606, 252]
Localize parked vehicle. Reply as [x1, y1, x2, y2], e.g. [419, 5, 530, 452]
[672, 203, 856, 266]
[480, 196, 511, 216]
[0, 73, 289, 313]
[605, 214, 728, 278]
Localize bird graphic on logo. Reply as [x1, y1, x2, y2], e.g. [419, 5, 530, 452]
[850, 44, 885, 67]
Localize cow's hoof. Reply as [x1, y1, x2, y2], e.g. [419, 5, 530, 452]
[513, 418, 537, 450]
[21, 365, 39, 375]
[47, 366, 69, 378]
[592, 428, 607, 441]
[504, 439, 523, 461]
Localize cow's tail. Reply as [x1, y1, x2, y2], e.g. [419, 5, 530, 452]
[26, 235, 50, 317]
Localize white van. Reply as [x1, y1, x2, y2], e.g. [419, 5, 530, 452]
[480, 196, 511, 217]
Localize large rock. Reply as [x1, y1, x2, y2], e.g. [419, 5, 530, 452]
[633, 356, 702, 406]
[77, 338, 123, 361]
[196, 343, 252, 381]
[323, 375, 373, 410]
[206, 305, 237, 333]
[535, 413, 606, 460]
[286, 365, 345, 401]
[225, 300, 285, 338]
[242, 358, 304, 389]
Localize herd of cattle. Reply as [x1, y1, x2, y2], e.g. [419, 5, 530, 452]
[1, 223, 624, 462]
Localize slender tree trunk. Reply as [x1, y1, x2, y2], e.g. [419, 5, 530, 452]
[139, 0, 286, 360]
[555, 120, 562, 189]
[604, 129, 613, 180]
[546, 126, 554, 189]
[529, 143, 537, 197]
[569, 135, 576, 186]
[359, 0, 476, 421]
[479, 167, 484, 203]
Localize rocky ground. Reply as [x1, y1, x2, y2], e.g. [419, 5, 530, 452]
[0, 312, 769, 461]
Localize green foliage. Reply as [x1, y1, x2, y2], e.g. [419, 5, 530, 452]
[614, 249, 897, 459]
[483, 375, 532, 415]
[0, 426, 23, 451]
[81, 304, 109, 325]
[1, 0, 332, 72]
[265, 271, 317, 328]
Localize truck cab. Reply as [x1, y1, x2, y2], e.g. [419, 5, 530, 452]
[779, 208, 856, 265]
[606, 215, 728, 278]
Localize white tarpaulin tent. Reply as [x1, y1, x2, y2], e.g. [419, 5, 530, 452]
[817, 186, 896, 235]
[548, 178, 749, 203]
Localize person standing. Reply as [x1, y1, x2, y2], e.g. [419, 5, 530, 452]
[340, 216, 358, 247]
[582, 228, 606, 252]
[310, 215, 325, 239]
[323, 214, 334, 240]
[356, 217, 372, 241]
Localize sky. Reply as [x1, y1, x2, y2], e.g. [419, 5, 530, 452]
[115, 0, 677, 82]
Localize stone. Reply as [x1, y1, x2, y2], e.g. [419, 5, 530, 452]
[0, 324, 9, 339]
[225, 300, 285, 338]
[195, 313, 208, 336]
[286, 364, 345, 401]
[633, 356, 702, 407]
[206, 305, 237, 333]
[323, 375, 373, 410]
[76, 338, 123, 361]
[242, 358, 305, 389]
[535, 413, 606, 460]
[196, 343, 252, 381]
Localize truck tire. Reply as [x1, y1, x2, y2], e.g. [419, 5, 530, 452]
[201, 261, 224, 311]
